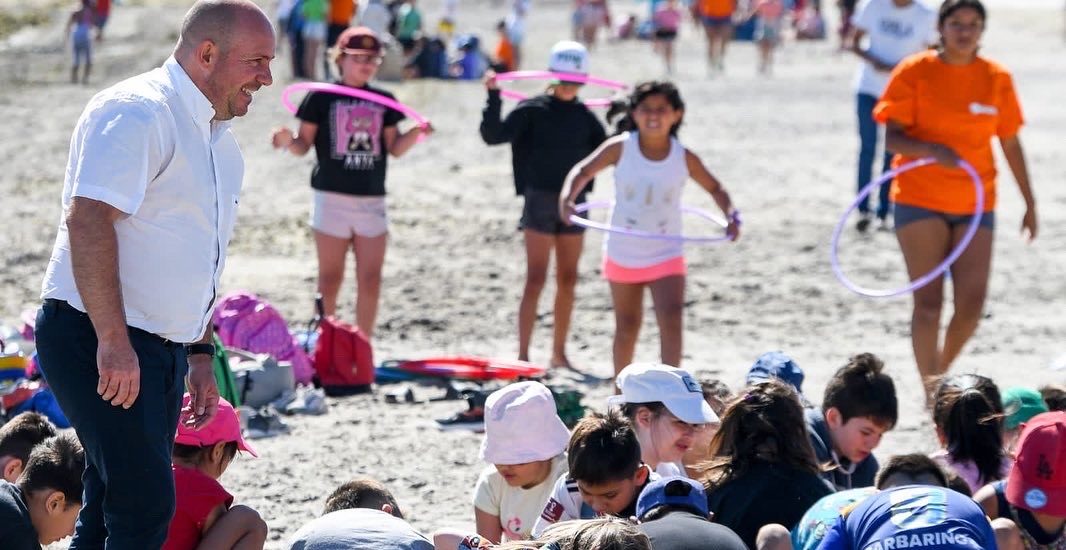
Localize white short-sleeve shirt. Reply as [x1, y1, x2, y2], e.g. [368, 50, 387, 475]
[41, 57, 244, 343]
[473, 455, 568, 541]
[852, 0, 937, 96]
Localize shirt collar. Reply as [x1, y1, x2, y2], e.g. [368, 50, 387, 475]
[163, 56, 231, 130]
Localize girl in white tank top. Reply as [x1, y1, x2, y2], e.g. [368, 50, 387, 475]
[558, 81, 740, 377]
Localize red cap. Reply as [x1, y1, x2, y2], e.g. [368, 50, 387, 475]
[1005, 411, 1065, 516]
[175, 394, 258, 458]
[335, 26, 382, 55]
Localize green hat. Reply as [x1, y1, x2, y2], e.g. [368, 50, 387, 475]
[1003, 387, 1049, 430]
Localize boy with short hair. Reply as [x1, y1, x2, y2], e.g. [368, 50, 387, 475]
[0, 432, 85, 549]
[288, 476, 433, 549]
[531, 410, 655, 537]
[0, 412, 57, 482]
[806, 353, 897, 490]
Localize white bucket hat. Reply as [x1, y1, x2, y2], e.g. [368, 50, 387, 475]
[479, 381, 571, 465]
[547, 40, 589, 75]
[606, 363, 719, 425]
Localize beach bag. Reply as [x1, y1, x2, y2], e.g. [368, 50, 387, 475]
[308, 296, 374, 396]
[212, 291, 313, 385]
[228, 349, 295, 408]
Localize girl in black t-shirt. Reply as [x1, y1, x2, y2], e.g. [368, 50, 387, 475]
[478, 41, 607, 371]
[272, 27, 432, 336]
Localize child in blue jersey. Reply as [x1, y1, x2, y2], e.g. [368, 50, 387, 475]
[815, 484, 997, 550]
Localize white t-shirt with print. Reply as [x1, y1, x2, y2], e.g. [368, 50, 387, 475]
[472, 455, 568, 541]
[852, 0, 937, 96]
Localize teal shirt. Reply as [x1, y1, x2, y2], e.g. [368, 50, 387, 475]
[396, 4, 422, 38]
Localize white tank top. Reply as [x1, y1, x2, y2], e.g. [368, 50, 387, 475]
[605, 132, 689, 267]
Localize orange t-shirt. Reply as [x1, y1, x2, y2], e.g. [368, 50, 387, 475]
[873, 50, 1023, 214]
[700, 0, 735, 18]
[329, 0, 355, 25]
[495, 37, 515, 73]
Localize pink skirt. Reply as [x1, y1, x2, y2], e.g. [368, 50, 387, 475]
[603, 256, 686, 284]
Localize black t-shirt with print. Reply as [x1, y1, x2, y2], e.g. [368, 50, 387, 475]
[0, 481, 41, 550]
[296, 83, 406, 196]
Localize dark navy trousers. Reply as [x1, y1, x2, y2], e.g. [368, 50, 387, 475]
[36, 299, 188, 550]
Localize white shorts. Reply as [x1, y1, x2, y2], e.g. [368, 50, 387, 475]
[311, 191, 388, 238]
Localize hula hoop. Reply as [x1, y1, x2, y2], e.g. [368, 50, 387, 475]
[494, 71, 628, 108]
[830, 158, 984, 298]
[570, 201, 737, 244]
[281, 82, 431, 142]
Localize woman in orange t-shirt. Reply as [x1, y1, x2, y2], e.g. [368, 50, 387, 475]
[874, 0, 1037, 399]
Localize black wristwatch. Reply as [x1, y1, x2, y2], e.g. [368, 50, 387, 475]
[184, 343, 216, 357]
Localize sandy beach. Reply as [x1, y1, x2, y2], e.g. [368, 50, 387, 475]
[2, 0, 1065, 547]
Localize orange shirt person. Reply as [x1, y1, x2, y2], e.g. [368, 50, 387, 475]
[874, 0, 1037, 402]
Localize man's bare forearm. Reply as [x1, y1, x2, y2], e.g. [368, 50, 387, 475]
[67, 199, 129, 344]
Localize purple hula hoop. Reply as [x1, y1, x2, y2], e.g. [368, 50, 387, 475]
[570, 201, 736, 244]
[281, 82, 430, 142]
[495, 71, 627, 108]
[830, 158, 984, 298]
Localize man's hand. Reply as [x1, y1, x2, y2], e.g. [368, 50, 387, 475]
[97, 339, 140, 408]
[184, 355, 220, 430]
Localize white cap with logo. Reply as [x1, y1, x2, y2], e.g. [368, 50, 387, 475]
[547, 40, 590, 75]
[607, 363, 719, 425]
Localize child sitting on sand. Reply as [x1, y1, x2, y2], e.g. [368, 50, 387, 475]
[609, 363, 719, 477]
[0, 412, 57, 483]
[805, 353, 897, 490]
[974, 411, 1066, 550]
[0, 432, 84, 549]
[930, 374, 1011, 494]
[468, 381, 570, 544]
[163, 395, 266, 550]
[531, 411, 656, 537]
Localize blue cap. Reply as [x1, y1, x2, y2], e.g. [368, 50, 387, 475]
[636, 476, 709, 519]
[746, 351, 804, 394]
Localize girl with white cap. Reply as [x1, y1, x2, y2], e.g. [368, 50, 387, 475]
[472, 381, 571, 543]
[480, 41, 607, 372]
[608, 363, 720, 478]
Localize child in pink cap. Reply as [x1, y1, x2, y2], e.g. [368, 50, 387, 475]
[162, 394, 267, 550]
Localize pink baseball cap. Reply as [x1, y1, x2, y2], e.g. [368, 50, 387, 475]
[175, 394, 258, 458]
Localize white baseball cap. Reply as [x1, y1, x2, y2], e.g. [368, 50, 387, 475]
[607, 363, 719, 425]
[479, 381, 571, 465]
[547, 40, 589, 76]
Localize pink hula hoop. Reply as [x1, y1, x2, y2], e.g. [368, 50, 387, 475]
[281, 82, 431, 142]
[570, 201, 738, 244]
[495, 71, 628, 108]
[830, 158, 985, 298]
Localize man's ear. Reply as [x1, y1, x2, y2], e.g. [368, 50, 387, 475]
[196, 39, 220, 71]
[45, 491, 66, 516]
[2, 458, 23, 482]
[381, 503, 394, 515]
[825, 407, 843, 429]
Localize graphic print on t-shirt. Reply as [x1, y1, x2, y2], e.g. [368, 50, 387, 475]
[333, 102, 384, 170]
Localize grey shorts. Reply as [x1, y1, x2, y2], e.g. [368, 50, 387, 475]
[519, 189, 587, 236]
[894, 203, 995, 231]
[311, 190, 388, 238]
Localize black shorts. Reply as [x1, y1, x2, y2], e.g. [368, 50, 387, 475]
[655, 29, 678, 40]
[519, 189, 587, 236]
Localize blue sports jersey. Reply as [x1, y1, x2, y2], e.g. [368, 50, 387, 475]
[816, 485, 997, 550]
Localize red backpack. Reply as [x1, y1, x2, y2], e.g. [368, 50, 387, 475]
[308, 296, 374, 395]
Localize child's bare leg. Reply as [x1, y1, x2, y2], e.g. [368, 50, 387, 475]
[610, 281, 645, 377]
[649, 275, 684, 368]
[196, 505, 268, 550]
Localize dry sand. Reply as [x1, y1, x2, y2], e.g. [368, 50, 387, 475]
[2, 0, 1065, 547]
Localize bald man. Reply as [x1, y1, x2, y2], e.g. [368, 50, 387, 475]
[35, 1, 274, 547]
